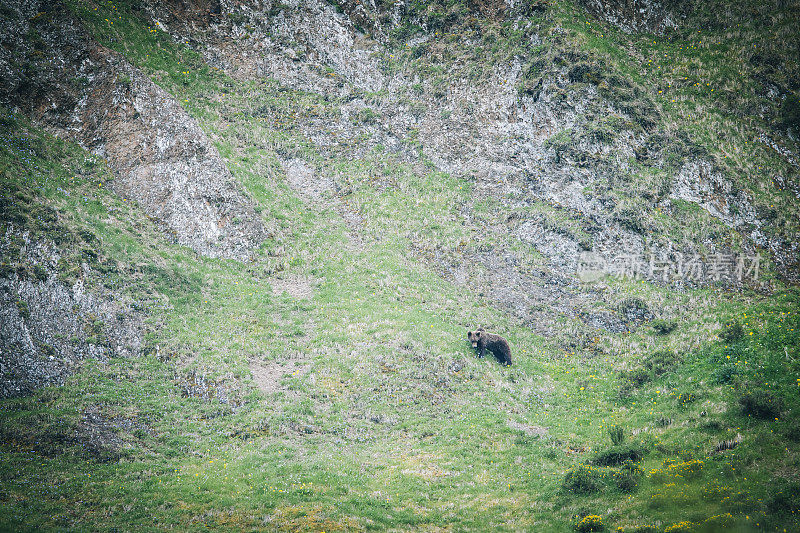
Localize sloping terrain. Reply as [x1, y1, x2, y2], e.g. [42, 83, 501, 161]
[1, 0, 799, 531]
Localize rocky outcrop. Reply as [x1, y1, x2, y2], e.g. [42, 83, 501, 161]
[575, 0, 692, 34]
[0, 0, 266, 260]
[0, 234, 144, 398]
[129, 0, 798, 322]
[140, 0, 385, 95]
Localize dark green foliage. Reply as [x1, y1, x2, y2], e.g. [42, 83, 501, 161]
[739, 390, 782, 419]
[618, 368, 650, 397]
[778, 94, 800, 134]
[643, 349, 680, 377]
[562, 464, 606, 494]
[651, 318, 677, 335]
[614, 459, 643, 492]
[589, 443, 645, 467]
[15, 300, 30, 320]
[719, 320, 744, 342]
[608, 425, 625, 446]
[563, 459, 643, 495]
[619, 349, 682, 397]
[568, 63, 603, 85]
[676, 391, 698, 408]
[573, 514, 605, 532]
[353, 107, 380, 124]
[768, 483, 800, 516]
[614, 206, 648, 234]
[711, 363, 738, 384]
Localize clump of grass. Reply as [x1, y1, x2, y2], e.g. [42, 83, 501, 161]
[563, 459, 643, 495]
[738, 389, 782, 419]
[618, 349, 682, 397]
[711, 363, 739, 384]
[573, 514, 605, 532]
[618, 368, 650, 397]
[608, 424, 625, 445]
[562, 464, 609, 494]
[643, 349, 681, 377]
[615, 459, 643, 492]
[719, 320, 745, 342]
[651, 318, 677, 335]
[589, 442, 645, 467]
[676, 391, 698, 408]
[768, 483, 800, 516]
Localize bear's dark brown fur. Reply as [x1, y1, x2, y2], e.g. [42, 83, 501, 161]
[467, 327, 512, 366]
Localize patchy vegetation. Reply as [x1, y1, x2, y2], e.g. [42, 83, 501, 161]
[1, 0, 798, 531]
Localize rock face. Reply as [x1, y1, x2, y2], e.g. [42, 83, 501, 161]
[131, 0, 798, 320]
[574, 0, 691, 34]
[141, 0, 385, 94]
[0, 0, 266, 260]
[0, 235, 144, 398]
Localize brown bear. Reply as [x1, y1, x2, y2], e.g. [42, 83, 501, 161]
[467, 327, 512, 366]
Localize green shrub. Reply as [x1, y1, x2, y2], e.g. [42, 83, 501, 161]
[614, 459, 643, 492]
[618, 368, 650, 397]
[719, 320, 744, 342]
[562, 464, 607, 494]
[590, 443, 645, 467]
[739, 390, 782, 419]
[676, 391, 698, 408]
[573, 514, 605, 532]
[353, 107, 380, 124]
[643, 349, 680, 377]
[651, 318, 677, 335]
[768, 483, 800, 515]
[608, 425, 625, 445]
[711, 363, 738, 384]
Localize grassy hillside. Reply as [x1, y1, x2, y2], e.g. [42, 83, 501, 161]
[1, 0, 799, 531]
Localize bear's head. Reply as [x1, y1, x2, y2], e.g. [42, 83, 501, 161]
[467, 329, 482, 348]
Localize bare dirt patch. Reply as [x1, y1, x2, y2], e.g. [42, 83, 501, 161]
[271, 275, 314, 300]
[507, 420, 549, 436]
[281, 158, 364, 250]
[250, 359, 311, 396]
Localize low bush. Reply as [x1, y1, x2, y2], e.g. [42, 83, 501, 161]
[562, 464, 609, 494]
[643, 349, 680, 377]
[608, 425, 625, 445]
[651, 318, 677, 335]
[768, 483, 800, 515]
[615, 459, 643, 492]
[739, 390, 782, 419]
[573, 514, 605, 532]
[589, 443, 645, 467]
[719, 320, 744, 342]
[676, 391, 698, 408]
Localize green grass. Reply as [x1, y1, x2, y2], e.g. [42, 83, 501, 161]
[2, 0, 799, 531]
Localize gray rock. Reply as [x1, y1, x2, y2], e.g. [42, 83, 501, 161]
[0, 236, 144, 399]
[0, 0, 266, 260]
